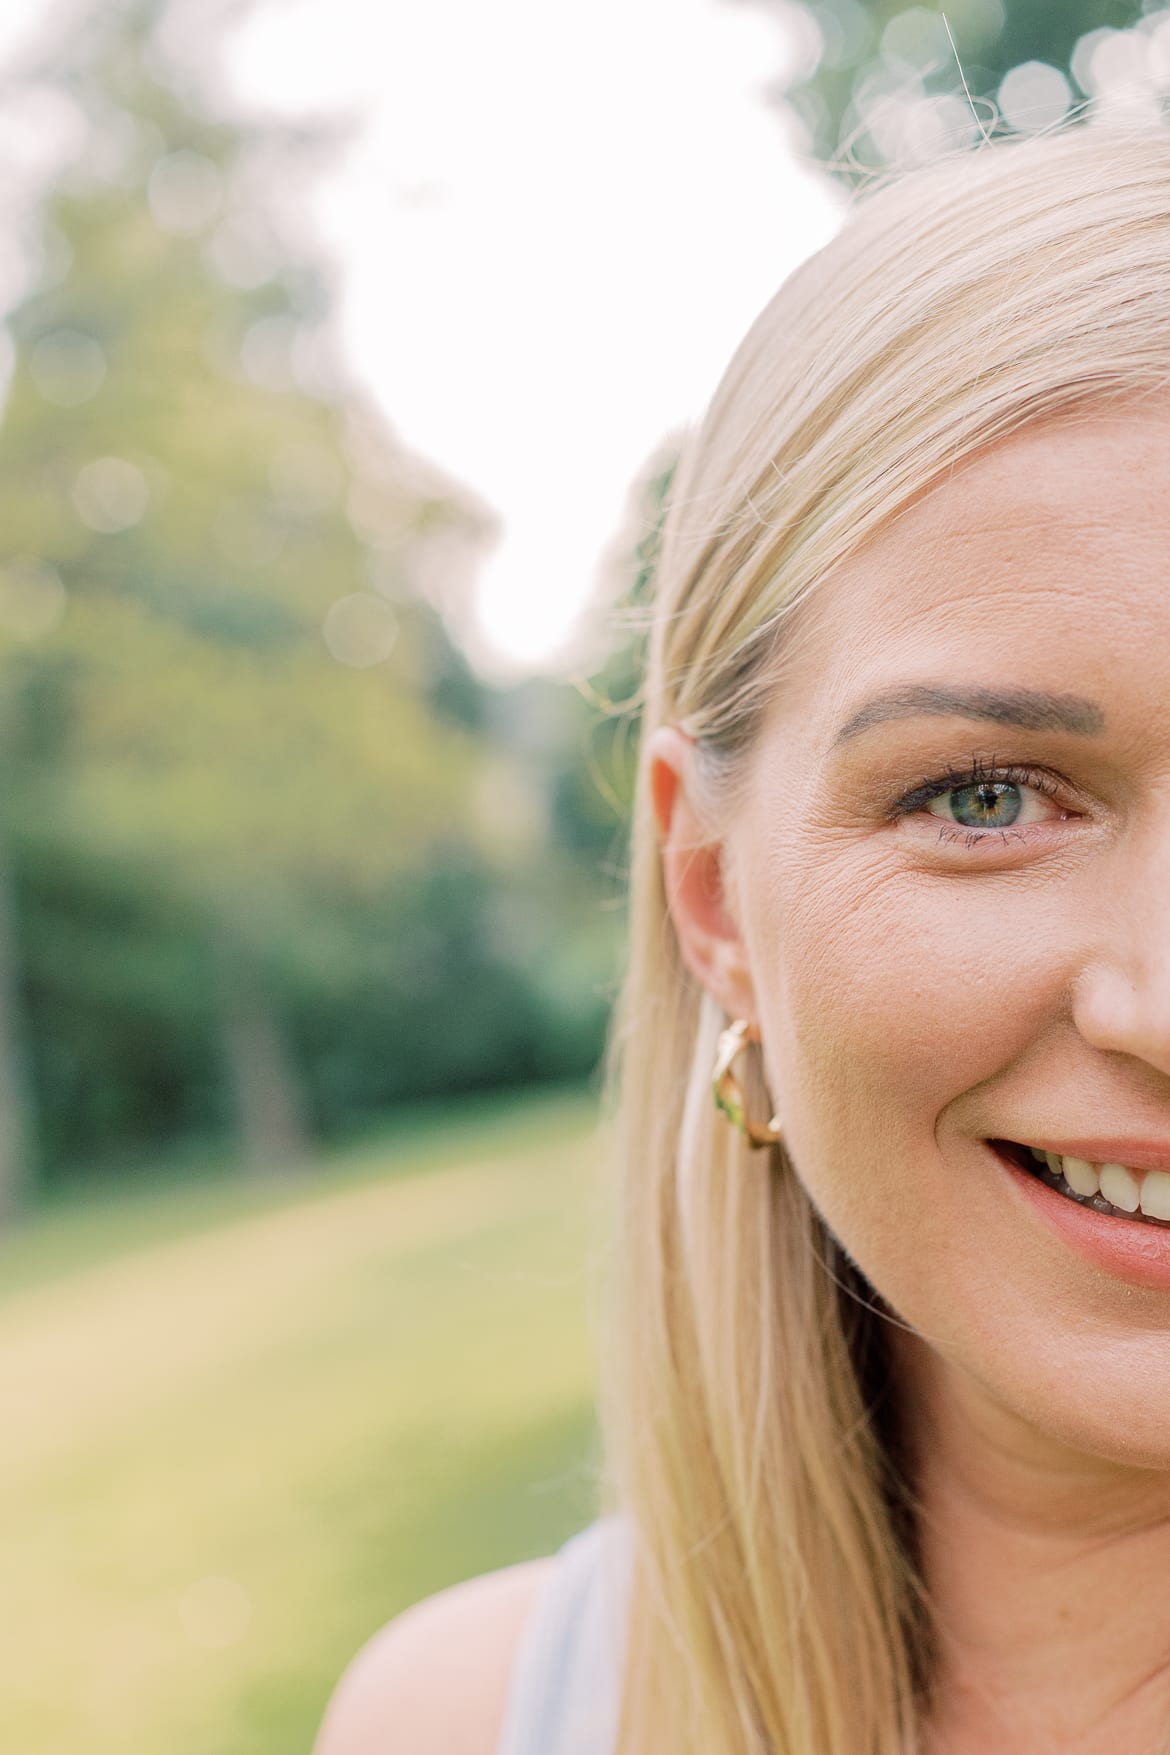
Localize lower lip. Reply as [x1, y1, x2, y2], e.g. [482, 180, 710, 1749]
[992, 1142, 1170, 1292]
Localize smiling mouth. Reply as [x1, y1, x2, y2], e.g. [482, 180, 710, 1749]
[991, 1140, 1170, 1230]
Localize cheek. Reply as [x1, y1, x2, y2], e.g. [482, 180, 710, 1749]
[746, 845, 1076, 1281]
[747, 842, 1170, 1469]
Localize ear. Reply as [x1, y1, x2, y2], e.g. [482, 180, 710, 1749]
[645, 725, 758, 1022]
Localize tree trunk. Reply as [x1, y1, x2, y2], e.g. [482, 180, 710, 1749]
[0, 828, 37, 1225]
[212, 924, 311, 1179]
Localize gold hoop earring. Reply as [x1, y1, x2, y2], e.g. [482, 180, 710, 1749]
[712, 1017, 784, 1150]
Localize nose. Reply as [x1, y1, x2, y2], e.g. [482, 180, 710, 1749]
[1071, 820, 1170, 1082]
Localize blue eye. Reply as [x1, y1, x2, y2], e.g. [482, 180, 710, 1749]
[893, 757, 1067, 840]
[928, 778, 1025, 829]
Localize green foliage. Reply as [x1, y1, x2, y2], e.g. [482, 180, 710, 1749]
[764, 0, 1151, 176]
[0, 0, 629, 1193]
[0, 43, 478, 910]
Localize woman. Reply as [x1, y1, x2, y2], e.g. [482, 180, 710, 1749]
[316, 124, 1170, 1754]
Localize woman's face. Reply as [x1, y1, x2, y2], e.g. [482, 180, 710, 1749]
[680, 406, 1170, 1470]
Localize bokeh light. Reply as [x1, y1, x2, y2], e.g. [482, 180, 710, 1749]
[322, 591, 399, 667]
[71, 456, 151, 533]
[998, 60, 1073, 131]
[148, 149, 225, 236]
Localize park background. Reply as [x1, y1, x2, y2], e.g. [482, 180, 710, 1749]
[0, 1, 1159, 1749]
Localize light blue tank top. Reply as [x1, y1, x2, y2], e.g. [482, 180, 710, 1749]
[495, 1516, 632, 1755]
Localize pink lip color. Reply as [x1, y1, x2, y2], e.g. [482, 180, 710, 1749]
[1019, 1138, 1170, 1178]
[992, 1143, 1170, 1293]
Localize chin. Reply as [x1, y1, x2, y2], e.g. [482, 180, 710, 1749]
[1001, 1345, 1170, 1475]
[894, 1305, 1170, 1478]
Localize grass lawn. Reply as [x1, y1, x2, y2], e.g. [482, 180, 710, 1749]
[0, 1086, 609, 1755]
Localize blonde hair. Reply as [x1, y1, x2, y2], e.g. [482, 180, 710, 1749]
[596, 124, 1170, 1755]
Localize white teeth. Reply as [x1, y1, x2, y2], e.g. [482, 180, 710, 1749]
[1098, 1161, 1141, 1213]
[1140, 1169, 1170, 1221]
[1061, 1155, 1100, 1198]
[1020, 1145, 1170, 1220]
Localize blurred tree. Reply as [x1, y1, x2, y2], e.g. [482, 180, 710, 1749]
[0, 0, 499, 1201]
[0, 822, 38, 1223]
[0, 0, 685, 1215]
[738, 0, 1155, 177]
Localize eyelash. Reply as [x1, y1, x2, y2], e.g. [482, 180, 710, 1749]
[891, 754, 1069, 847]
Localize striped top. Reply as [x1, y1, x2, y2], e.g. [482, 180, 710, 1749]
[495, 1517, 632, 1755]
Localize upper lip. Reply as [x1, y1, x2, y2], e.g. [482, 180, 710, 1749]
[1005, 1138, 1170, 1178]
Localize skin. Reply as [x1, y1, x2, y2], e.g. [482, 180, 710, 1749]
[312, 1556, 552, 1755]
[649, 406, 1170, 1754]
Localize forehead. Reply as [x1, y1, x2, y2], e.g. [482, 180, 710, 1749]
[765, 405, 1170, 746]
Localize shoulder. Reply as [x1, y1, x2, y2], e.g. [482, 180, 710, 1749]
[312, 1554, 557, 1755]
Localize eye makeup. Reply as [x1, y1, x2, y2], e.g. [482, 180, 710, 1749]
[890, 755, 1069, 832]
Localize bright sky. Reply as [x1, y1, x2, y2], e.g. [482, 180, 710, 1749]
[219, 0, 843, 677]
[1, 0, 843, 678]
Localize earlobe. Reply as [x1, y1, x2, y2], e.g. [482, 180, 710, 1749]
[644, 725, 757, 1019]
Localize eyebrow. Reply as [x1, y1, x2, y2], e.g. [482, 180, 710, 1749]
[832, 683, 1106, 747]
